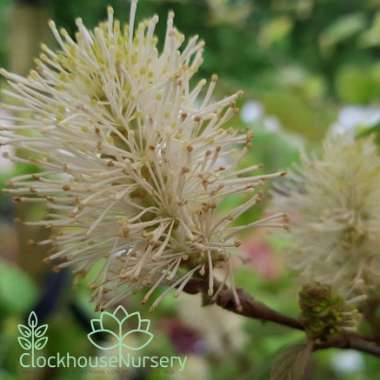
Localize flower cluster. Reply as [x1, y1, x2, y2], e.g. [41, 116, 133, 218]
[0, 1, 284, 309]
[272, 136, 380, 303]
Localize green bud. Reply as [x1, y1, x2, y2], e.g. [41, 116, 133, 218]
[299, 282, 361, 341]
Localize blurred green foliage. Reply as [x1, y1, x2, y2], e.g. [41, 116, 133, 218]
[0, 259, 37, 314]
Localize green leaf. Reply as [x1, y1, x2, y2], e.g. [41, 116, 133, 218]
[259, 17, 293, 47]
[320, 13, 366, 53]
[0, 370, 15, 380]
[359, 13, 380, 48]
[335, 65, 375, 104]
[270, 343, 313, 380]
[356, 122, 380, 139]
[0, 259, 38, 314]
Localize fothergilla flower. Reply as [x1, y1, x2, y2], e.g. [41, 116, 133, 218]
[272, 136, 380, 304]
[0, 0, 285, 309]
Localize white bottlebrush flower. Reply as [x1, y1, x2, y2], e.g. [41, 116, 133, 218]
[272, 136, 380, 303]
[0, 1, 284, 310]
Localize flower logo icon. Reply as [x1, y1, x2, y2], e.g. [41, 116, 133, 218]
[87, 306, 154, 357]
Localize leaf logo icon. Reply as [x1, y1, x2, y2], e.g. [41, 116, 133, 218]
[88, 305, 154, 355]
[18, 312, 48, 365]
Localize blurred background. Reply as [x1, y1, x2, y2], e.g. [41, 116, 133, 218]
[1, 0, 380, 379]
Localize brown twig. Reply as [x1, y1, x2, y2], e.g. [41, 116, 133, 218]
[183, 278, 380, 358]
[314, 335, 380, 357]
[183, 277, 303, 330]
